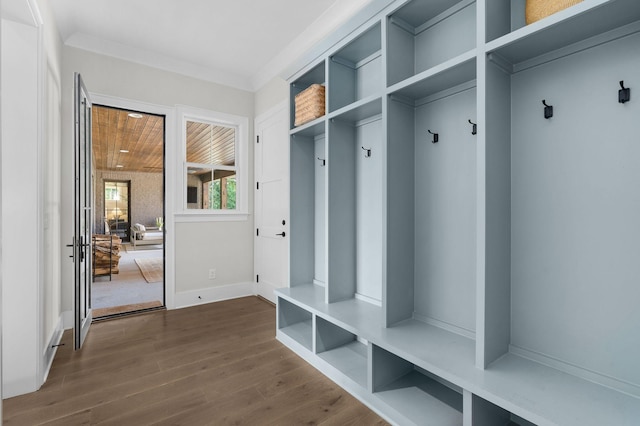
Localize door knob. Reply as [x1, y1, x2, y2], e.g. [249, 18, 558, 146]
[276, 232, 286, 237]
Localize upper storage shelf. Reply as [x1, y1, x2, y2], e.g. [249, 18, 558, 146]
[328, 23, 382, 113]
[388, 52, 476, 102]
[486, 0, 640, 68]
[387, 0, 476, 87]
[290, 61, 326, 130]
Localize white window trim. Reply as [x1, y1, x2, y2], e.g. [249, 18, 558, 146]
[175, 105, 249, 222]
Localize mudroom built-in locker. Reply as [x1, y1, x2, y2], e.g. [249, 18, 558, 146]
[278, 0, 640, 425]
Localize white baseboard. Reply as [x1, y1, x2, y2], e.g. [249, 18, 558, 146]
[2, 376, 39, 399]
[61, 282, 258, 328]
[42, 316, 65, 385]
[256, 281, 284, 304]
[174, 281, 257, 309]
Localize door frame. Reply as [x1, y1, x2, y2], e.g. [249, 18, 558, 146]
[254, 100, 289, 303]
[91, 93, 177, 309]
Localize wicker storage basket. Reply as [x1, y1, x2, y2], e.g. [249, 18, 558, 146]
[294, 84, 326, 127]
[526, 0, 583, 24]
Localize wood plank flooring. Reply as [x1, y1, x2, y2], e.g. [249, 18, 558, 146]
[3, 297, 389, 425]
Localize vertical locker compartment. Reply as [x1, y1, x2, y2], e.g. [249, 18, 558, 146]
[478, 1, 640, 424]
[385, 53, 478, 367]
[290, 61, 328, 291]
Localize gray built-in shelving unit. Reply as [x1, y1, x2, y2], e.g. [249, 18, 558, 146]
[277, 0, 640, 424]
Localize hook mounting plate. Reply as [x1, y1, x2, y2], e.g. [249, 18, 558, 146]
[428, 130, 439, 143]
[619, 81, 631, 104]
[542, 100, 553, 119]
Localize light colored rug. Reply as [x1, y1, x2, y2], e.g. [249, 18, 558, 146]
[93, 300, 163, 317]
[92, 247, 163, 310]
[134, 257, 164, 283]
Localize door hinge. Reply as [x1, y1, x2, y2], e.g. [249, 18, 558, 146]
[256, 135, 260, 143]
[256, 274, 259, 283]
[256, 182, 259, 190]
[256, 228, 259, 236]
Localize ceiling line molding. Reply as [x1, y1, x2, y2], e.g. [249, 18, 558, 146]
[250, 0, 377, 91]
[2, 0, 42, 27]
[65, 32, 254, 92]
[277, 0, 395, 84]
[59, 0, 381, 94]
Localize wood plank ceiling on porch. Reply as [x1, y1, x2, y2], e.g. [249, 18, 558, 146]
[92, 105, 235, 173]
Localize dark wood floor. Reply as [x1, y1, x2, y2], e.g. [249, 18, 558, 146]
[3, 297, 388, 425]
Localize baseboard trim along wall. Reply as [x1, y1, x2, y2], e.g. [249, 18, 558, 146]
[174, 281, 257, 309]
[42, 316, 65, 385]
[256, 281, 283, 305]
[1, 317, 61, 400]
[62, 282, 258, 329]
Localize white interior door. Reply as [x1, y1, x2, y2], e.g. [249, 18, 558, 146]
[73, 73, 93, 349]
[255, 103, 289, 303]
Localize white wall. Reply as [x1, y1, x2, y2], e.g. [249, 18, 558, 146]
[255, 77, 288, 118]
[174, 221, 255, 306]
[38, 0, 65, 386]
[61, 47, 256, 313]
[1, 16, 40, 398]
[1, 0, 64, 399]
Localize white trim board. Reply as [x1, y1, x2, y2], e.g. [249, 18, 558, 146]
[256, 280, 280, 305]
[174, 282, 257, 309]
[41, 316, 64, 385]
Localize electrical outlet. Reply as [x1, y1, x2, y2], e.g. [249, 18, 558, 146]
[208, 269, 216, 279]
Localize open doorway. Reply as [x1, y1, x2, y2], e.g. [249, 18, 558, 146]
[91, 105, 165, 318]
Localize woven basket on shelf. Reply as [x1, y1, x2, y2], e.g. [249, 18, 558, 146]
[294, 84, 325, 127]
[526, 0, 583, 25]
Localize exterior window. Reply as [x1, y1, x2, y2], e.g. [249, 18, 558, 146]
[180, 108, 248, 218]
[207, 175, 236, 209]
[185, 121, 236, 210]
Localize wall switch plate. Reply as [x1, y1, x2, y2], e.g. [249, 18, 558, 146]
[208, 269, 216, 279]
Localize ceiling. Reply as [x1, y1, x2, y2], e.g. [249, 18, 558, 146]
[64, 1, 377, 173]
[93, 105, 236, 174]
[93, 106, 165, 173]
[49, 0, 375, 91]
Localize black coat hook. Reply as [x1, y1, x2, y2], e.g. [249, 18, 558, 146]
[619, 81, 631, 104]
[468, 120, 477, 135]
[542, 100, 553, 119]
[317, 157, 326, 166]
[428, 129, 439, 143]
[361, 147, 371, 157]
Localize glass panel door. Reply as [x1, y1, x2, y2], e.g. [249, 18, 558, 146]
[74, 72, 93, 349]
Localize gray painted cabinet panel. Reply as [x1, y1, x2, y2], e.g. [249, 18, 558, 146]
[280, 0, 640, 424]
[414, 87, 477, 334]
[510, 32, 640, 388]
[313, 135, 327, 285]
[355, 118, 383, 303]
